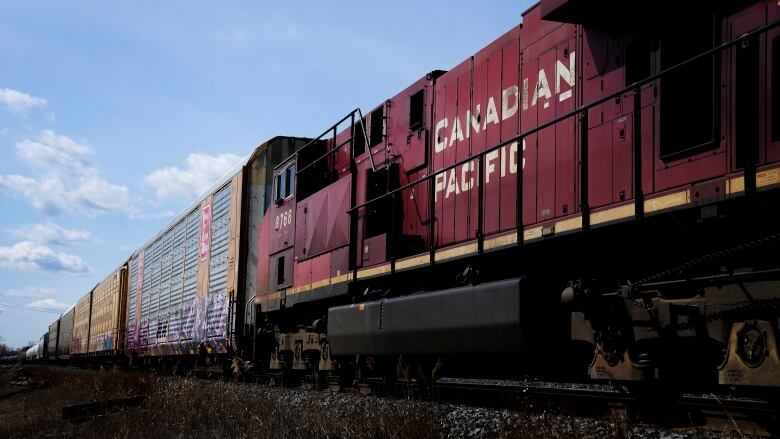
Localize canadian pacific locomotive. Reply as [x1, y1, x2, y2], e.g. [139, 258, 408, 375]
[31, 0, 780, 391]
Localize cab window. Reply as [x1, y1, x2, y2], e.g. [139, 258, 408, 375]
[274, 163, 295, 204]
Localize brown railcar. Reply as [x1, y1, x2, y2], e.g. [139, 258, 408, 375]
[57, 307, 74, 360]
[87, 264, 128, 356]
[71, 292, 92, 357]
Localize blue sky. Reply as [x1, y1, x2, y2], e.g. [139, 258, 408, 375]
[0, 0, 530, 348]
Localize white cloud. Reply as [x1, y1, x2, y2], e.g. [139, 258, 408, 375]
[14, 130, 92, 174]
[26, 298, 70, 311]
[0, 241, 90, 275]
[10, 221, 95, 246]
[1, 286, 56, 298]
[144, 152, 243, 201]
[0, 88, 47, 117]
[0, 130, 133, 216]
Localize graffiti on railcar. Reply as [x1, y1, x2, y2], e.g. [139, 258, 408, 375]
[199, 203, 212, 262]
[125, 291, 231, 356]
[71, 337, 83, 355]
[205, 291, 230, 341]
[99, 331, 115, 352]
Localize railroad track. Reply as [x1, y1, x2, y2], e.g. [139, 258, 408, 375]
[433, 377, 777, 411]
[234, 369, 780, 429]
[14, 364, 780, 435]
[434, 377, 632, 402]
[31, 364, 780, 421]
[424, 377, 779, 435]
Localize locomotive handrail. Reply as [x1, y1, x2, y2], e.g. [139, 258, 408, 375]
[297, 109, 357, 156]
[295, 109, 357, 176]
[348, 19, 780, 214]
[355, 107, 384, 172]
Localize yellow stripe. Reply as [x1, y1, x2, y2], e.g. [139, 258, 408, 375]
[483, 232, 517, 251]
[555, 215, 582, 233]
[310, 278, 330, 290]
[271, 273, 355, 300]
[757, 167, 780, 188]
[356, 263, 391, 279]
[644, 190, 690, 213]
[435, 242, 477, 261]
[523, 226, 543, 241]
[268, 177, 758, 300]
[395, 254, 430, 270]
[591, 204, 635, 225]
[330, 272, 352, 284]
[726, 176, 744, 194]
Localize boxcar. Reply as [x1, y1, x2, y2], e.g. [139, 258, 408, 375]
[88, 264, 128, 356]
[57, 307, 74, 360]
[71, 292, 92, 357]
[47, 319, 59, 360]
[125, 136, 309, 363]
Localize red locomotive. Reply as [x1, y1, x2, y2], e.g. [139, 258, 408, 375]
[35, 0, 780, 391]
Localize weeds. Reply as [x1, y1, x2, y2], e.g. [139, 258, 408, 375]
[0, 366, 440, 439]
[2, 366, 734, 439]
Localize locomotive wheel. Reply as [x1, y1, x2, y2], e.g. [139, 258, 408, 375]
[719, 321, 780, 387]
[736, 322, 768, 368]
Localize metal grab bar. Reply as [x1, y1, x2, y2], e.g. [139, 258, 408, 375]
[296, 107, 382, 177]
[356, 107, 383, 173]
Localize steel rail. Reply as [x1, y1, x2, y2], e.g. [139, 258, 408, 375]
[431, 378, 779, 417]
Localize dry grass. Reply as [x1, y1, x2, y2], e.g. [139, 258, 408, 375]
[2, 365, 741, 439]
[0, 365, 440, 439]
[0, 365, 156, 438]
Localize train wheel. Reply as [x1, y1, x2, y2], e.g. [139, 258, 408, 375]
[588, 331, 649, 382]
[719, 320, 780, 387]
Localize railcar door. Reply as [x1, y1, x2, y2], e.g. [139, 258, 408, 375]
[520, 24, 578, 224]
[653, 11, 725, 193]
[269, 159, 297, 309]
[731, 4, 767, 180]
[770, 3, 780, 164]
